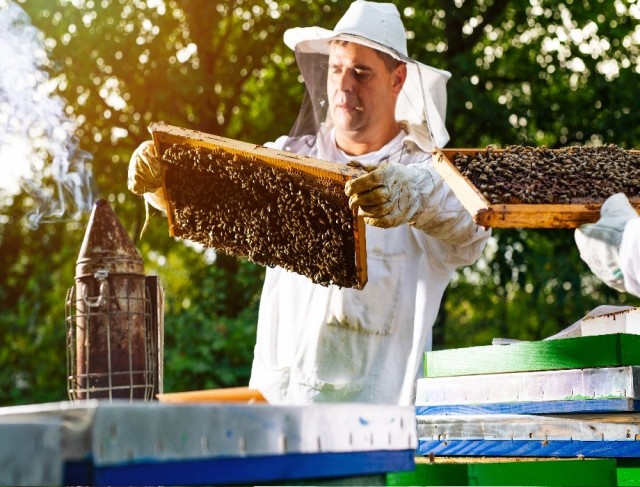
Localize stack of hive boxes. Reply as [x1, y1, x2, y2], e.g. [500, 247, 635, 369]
[395, 313, 640, 486]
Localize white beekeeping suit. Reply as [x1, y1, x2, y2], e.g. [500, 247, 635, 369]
[127, 0, 491, 405]
[248, 1, 490, 404]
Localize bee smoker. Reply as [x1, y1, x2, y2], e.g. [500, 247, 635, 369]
[66, 199, 163, 400]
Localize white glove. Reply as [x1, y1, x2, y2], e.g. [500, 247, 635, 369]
[127, 140, 168, 215]
[344, 161, 435, 228]
[128, 140, 162, 195]
[575, 193, 640, 292]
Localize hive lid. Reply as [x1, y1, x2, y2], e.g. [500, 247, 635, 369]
[149, 122, 367, 289]
[433, 147, 640, 228]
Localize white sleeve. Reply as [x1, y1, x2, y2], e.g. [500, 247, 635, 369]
[410, 166, 484, 245]
[408, 160, 491, 267]
[619, 218, 640, 298]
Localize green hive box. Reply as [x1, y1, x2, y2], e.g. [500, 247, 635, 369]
[618, 459, 640, 486]
[425, 334, 640, 378]
[387, 459, 618, 486]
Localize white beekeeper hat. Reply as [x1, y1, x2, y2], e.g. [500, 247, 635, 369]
[283, 0, 451, 150]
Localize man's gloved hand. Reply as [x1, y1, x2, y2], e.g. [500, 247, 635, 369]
[575, 193, 640, 292]
[344, 161, 435, 228]
[127, 140, 162, 195]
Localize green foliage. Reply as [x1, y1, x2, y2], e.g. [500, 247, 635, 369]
[1, 0, 639, 404]
[0, 193, 82, 405]
[405, 0, 640, 347]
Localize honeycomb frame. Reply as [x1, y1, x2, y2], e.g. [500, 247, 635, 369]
[434, 147, 640, 228]
[150, 122, 368, 289]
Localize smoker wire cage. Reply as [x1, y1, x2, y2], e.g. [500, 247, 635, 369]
[65, 272, 156, 401]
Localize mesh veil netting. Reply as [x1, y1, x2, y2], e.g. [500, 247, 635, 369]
[282, 46, 451, 155]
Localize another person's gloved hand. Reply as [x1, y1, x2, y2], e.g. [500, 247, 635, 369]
[128, 140, 162, 195]
[127, 140, 167, 214]
[575, 193, 640, 292]
[344, 161, 436, 228]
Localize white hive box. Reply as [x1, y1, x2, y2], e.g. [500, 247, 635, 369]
[0, 401, 416, 486]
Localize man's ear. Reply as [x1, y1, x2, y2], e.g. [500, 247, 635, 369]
[392, 63, 407, 95]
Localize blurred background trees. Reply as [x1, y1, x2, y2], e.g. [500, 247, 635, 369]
[1, 0, 638, 405]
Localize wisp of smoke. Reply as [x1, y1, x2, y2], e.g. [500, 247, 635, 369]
[0, 0, 96, 228]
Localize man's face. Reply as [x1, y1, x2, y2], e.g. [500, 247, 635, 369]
[327, 42, 403, 144]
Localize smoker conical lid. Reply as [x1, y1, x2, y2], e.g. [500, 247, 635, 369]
[76, 199, 145, 277]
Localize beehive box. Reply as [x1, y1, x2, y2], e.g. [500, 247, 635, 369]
[433, 145, 640, 228]
[150, 122, 367, 289]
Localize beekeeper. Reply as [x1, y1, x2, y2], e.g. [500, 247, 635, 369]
[575, 193, 640, 298]
[128, 0, 490, 404]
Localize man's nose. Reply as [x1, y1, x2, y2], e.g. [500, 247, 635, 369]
[337, 69, 355, 92]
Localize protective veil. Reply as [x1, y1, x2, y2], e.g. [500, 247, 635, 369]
[248, 1, 490, 404]
[282, 1, 450, 154]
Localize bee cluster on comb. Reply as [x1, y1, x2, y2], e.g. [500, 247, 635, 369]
[150, 123, 368, 289]
[453, 145, 640, 205]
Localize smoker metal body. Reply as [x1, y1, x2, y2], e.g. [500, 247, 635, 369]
[66, 200, 162, 401]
